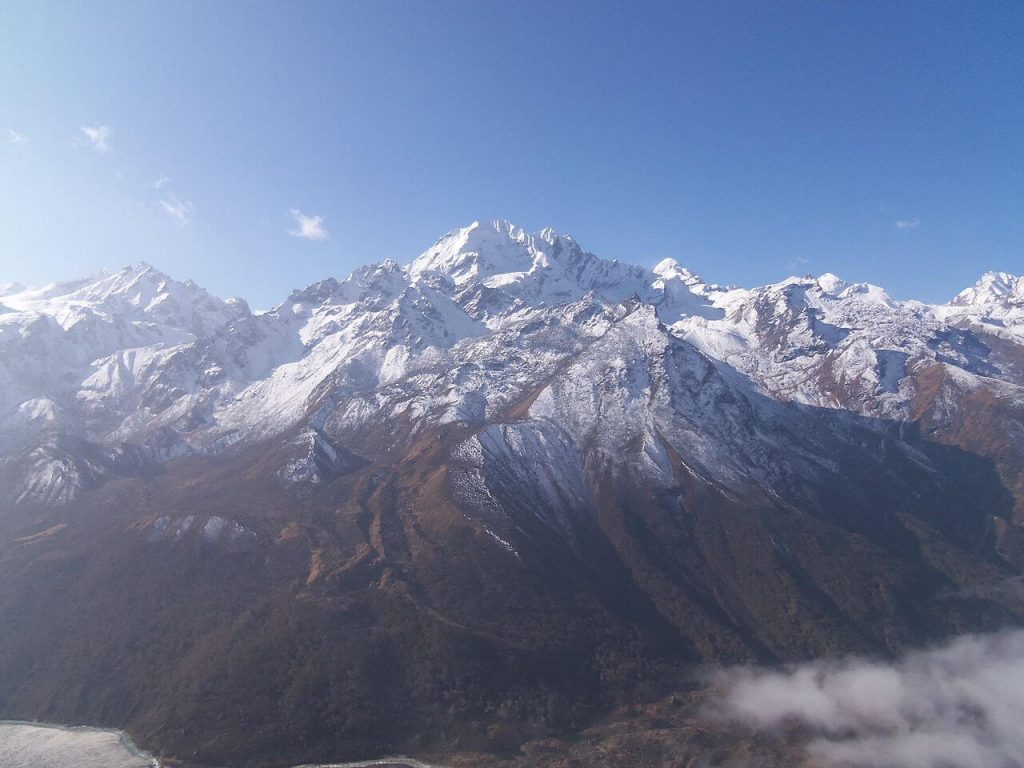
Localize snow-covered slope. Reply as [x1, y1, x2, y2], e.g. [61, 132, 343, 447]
[0, 264, 250, 500]
[0, 262, 248, 338]
[0, 263, 248, 438]
[1, 219, 1022, 507]
[936, 270, 1024, 344]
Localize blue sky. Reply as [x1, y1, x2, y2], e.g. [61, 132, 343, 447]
[1, 1, 1021, 308]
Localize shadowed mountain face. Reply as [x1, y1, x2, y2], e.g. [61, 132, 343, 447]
[1, 221, 1023, 766]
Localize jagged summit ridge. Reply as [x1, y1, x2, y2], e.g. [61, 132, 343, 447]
[406, 219, 634, 302]
[952, 270, 1024, 307]
[0, 220, 1022, 506]
[0, 260, 249, 333]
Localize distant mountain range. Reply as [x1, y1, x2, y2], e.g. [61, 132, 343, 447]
[1, 220, 1023, 766]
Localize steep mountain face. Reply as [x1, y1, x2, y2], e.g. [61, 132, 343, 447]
[1, 221, 1023, 766]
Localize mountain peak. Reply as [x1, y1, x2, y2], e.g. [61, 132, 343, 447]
[538, 225, 559, 245]
[119, 260, 159, 275]
[653, 258, 699, 281]
[952, 271, 1024, 307]
[0, 260, 247, 340]
[0, 281, 25, 297]
[409, 219, 551, 285]
[815, 272, 848, 293]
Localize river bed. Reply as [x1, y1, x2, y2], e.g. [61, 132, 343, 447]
[0, 721, 158, 768]
[0, 721, 447, 768]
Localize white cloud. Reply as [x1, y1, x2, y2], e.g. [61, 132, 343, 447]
[709, 629, 1024, 768]
[289, 209, 328, 241]
[80, 125, 112, 153]
[146, 177, 171, 190]
[159, 195, 194, 226]
[7, 129, 28, 144]
[896, 218, 921, 230]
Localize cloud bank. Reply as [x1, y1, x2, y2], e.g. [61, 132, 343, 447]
[289, 208, 328, 241]
[896, 218, 921, 230]
[710, 630, 1024, 768]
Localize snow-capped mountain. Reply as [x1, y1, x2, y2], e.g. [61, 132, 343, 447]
[939, 270, 1024, 345]
[950, 270, 1024, 308]
[1, 220, 1023, 766]
[2, 220, 1021, 506]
